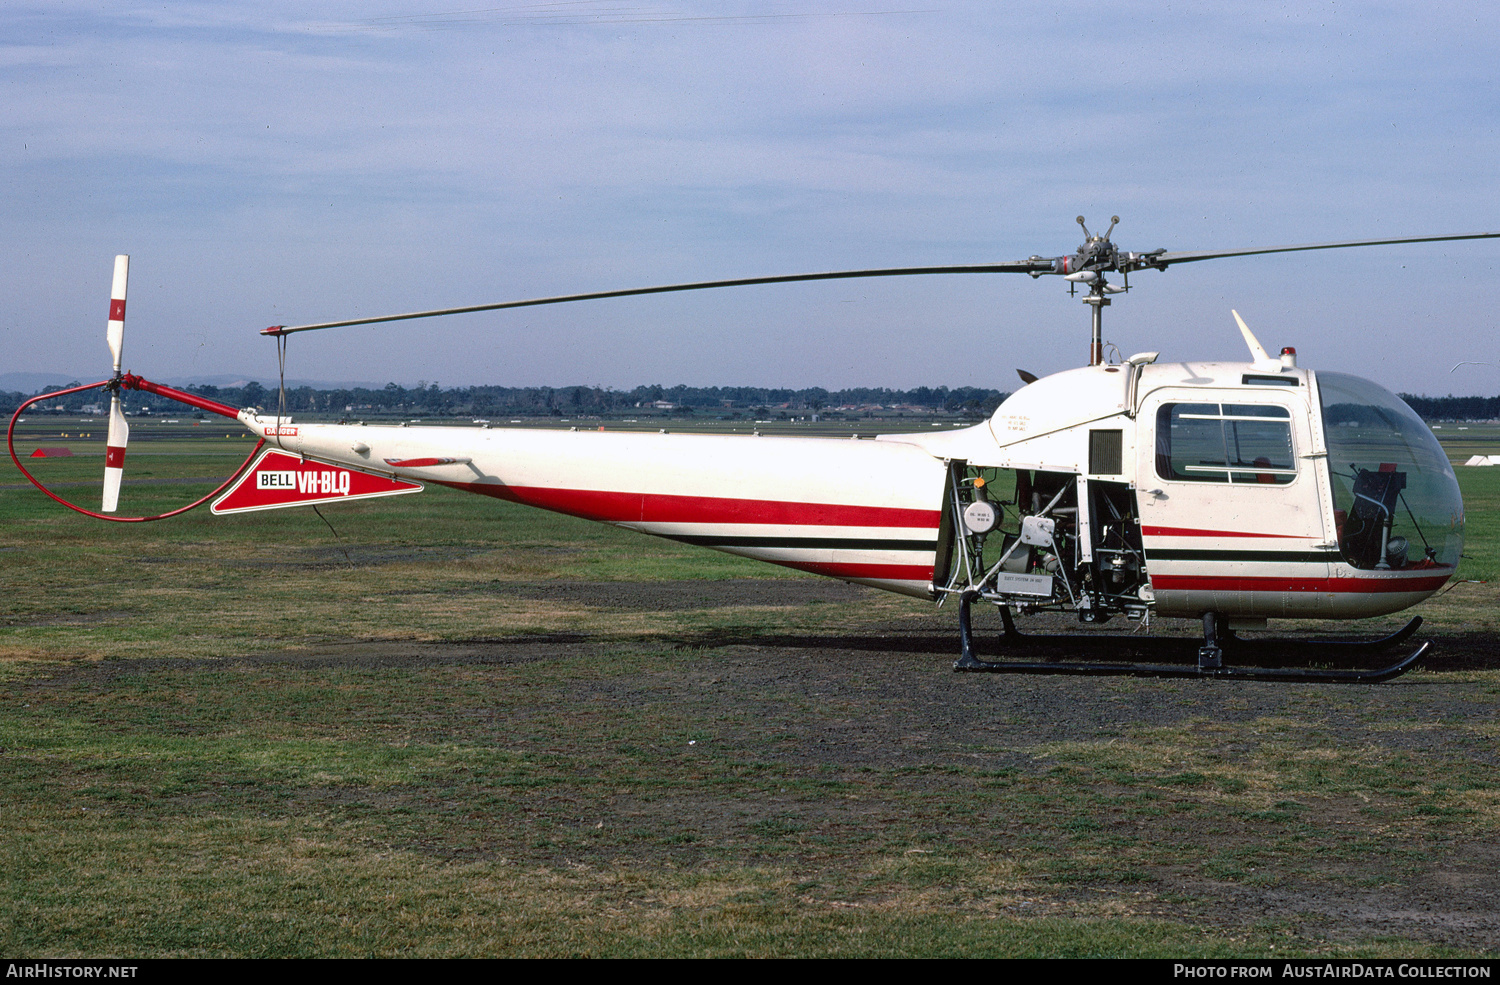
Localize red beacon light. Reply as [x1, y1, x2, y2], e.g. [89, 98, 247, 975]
[1280, 346, 1297, 369]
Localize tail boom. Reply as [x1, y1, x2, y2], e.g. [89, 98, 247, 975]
[276, 421, 950, 598]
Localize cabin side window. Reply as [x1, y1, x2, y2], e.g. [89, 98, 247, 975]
[1154, 403, 1296, 484]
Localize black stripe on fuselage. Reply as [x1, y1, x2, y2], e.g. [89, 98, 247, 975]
[1146, 549, 1340, 563]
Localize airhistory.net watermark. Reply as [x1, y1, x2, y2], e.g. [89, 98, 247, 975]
[5, 966, 137, 979]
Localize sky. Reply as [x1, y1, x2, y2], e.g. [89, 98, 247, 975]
[3, 1, 1499, 395]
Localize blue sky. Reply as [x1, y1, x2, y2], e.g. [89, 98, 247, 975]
[3, 1, 1498, 394]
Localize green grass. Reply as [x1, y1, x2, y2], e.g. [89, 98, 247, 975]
[4, 652, 1495, 957]
[2, 650, 1488, 959]
[1454, 467, 1500, 583]
[1433, 421, 1500, 464]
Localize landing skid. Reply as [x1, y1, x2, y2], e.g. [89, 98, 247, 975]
[952, 592, 1428, 683]
[1236, 616, 1424, 652]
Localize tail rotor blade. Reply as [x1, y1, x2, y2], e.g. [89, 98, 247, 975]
[102, 254, 129, 512]
[102, 393, 129, 512]
[107, 255, 128, 373]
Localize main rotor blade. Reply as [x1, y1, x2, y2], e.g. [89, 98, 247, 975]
[262, 261, 1046, 336]
[1147, 231, 1500, 268]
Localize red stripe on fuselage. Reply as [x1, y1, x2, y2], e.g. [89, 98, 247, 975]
[778, 560, 934, 581]
[436, 480, 942, 528]
[1142, 526, 1306, 539]
[1151, 573, 1452, 594]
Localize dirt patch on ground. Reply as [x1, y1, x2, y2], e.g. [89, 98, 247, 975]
[129, 544, 488, 570]
[3, 609, 134, 629]
[292, 577, 1500, 672]
[492, 578, 869, 610]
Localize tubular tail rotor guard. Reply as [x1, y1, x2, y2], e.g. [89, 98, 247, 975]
[118, 374, 244, 420]
[7, 377, 263, 523]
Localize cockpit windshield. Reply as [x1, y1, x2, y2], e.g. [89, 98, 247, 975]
[1316, 372, 1463, 570]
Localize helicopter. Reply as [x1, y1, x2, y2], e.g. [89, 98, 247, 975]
[8, 218, 1492, 683]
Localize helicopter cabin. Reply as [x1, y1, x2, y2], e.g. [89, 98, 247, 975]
[880, 358, 1463, 625]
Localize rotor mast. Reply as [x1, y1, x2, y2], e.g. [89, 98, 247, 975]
[1082, 215, 1113, 367]
[1086, 286, 1108, 366]
[1062, 216, 1126, 366]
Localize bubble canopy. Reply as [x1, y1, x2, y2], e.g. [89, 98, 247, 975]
[1316, 371, 1464, 570]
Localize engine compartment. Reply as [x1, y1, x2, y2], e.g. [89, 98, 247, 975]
[939, 464, 1150, 623]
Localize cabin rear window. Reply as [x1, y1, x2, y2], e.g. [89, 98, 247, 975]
[1155, 403, 1296, 484]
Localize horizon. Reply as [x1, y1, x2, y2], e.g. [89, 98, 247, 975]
[5, 370, 1496, 404]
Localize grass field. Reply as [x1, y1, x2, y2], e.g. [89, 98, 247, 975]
[2, 418, 1498, 957]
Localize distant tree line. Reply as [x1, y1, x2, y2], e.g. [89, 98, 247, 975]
[8, 380, 1495, 422]
[1399, 394, 1500, 421]
[2, 381, 1010, 420]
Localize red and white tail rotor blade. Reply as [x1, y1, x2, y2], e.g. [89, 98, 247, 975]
[102, 255, 129, 513]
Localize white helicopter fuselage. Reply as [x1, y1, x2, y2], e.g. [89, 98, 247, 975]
[238, 355, 1463, 627]
[248, 418, 950, 599]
